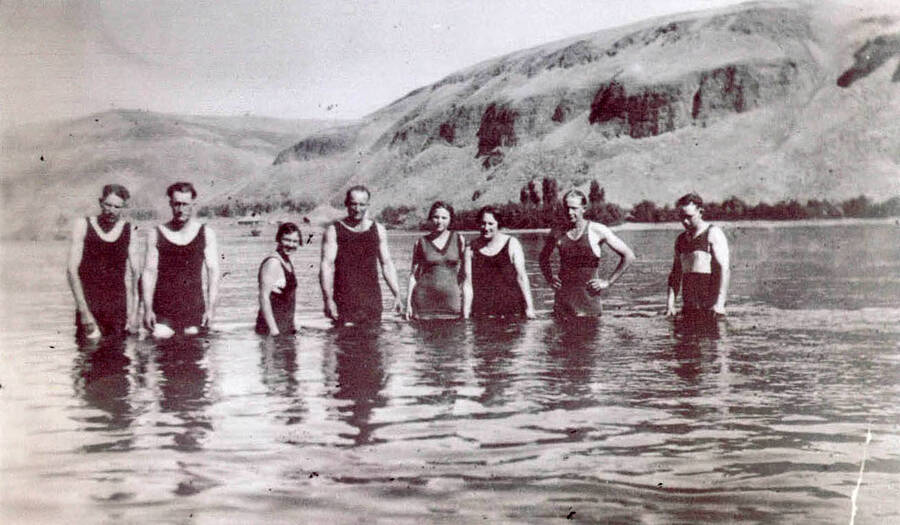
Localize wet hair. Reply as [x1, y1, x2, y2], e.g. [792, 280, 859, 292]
[428, 201, 455, 222]
[100, 184, 130, 201]
[275, 222, 301, 243]
[344, 185, 371, 205]
[676, 192, 703, 208]
[166, 182, 197, 200]
[562, 189, 588, 207]
[477, 205, 502, 227]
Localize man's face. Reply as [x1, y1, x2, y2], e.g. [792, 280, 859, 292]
[564, 196, 585, 225]
[679, 203, 703, 232]
[169, 191, 195, 225]
[345, 190, 369, 221]
[98, 194, 126, 221]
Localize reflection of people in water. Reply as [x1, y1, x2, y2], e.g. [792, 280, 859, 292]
[666, 192, 731, 320]
[256, 222, 302, 336]
[410, 320, 467, 404]
[142, 182, 220, 338]
[537, 319, 602, 404]
[259, 336, 305, 424]
[463, 206, 536, 319]
[67, 184, 140, 341]
[330, 326, 387, 445]
[539, 189, 635, 318]
[319, 185, 402, 325]
[73, 338, 135, 444]
[471, 321, 526, 406]
[405, 201, 467, 320]
[154, 337, 211, 451]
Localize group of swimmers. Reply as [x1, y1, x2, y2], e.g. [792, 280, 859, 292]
[68, 182, 730, 341]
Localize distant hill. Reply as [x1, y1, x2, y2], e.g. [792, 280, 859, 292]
[2, 1, 898, 239]
[1, 110, 343, 238]
[262, 0, 899, 213]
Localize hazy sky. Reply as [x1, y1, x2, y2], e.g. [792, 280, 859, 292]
[0, 0, 878, 127]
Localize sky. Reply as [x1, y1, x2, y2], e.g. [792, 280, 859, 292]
[0, 0, 885, 127]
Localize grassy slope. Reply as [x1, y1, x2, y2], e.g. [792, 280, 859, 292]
[1, 110, 342, 238]
[265, 1, 900, 214]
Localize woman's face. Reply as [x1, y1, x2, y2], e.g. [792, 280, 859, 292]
[429, 207, 451, 233]
[479, 212, 498, 239]
[277, 231, 301, 255]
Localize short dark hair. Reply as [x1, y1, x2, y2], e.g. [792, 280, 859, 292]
[344, 185, 371, 205]
[101, 184, 130, 201]
[562, 189, 588, 206]
[428, 201, 455, 222]
[477, 205, 502, 227]
[166, 182, 197, 200]
[676, 192, 703, 208]
[275, 222, 301, 243]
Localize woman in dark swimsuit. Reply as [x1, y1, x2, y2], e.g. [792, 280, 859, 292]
[256, 222, 301, 335]
[463, 206, 536, 319]
[405, 201, 466, 320]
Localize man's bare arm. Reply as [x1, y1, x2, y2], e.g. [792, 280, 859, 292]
[666, 244, 683, 316]
[141, 228, 159, 328]
[709, 226, 730, 313]
[376, 223, 402, 312]
[597, 224, 635, 287]
[319, 224, 338, 319]
[125, 224, 142, 331]
[203, 226, 221, 325]
[66, 218, 95, 326]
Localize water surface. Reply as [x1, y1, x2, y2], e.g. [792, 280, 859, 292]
[1, 222, 898, 523]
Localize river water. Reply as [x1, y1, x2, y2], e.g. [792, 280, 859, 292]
[1, 222, 898, 524]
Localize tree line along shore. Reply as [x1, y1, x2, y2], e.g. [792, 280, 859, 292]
[207, 178, 898, 229]
[75, 177, 900, 234]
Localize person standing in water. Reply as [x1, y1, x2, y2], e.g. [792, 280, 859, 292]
[539, 189, 635, 318]
[142, 182, 220, 338]
[463, 206, 536, 319]
[666, 192, 730, 318]
[67, 184, 141, 340]
[405, 201, 467, 320]
[256, 222, 302, 335]
[320, 185, 402, 325]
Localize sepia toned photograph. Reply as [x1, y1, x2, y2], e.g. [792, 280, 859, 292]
[1, 0, 898, 522]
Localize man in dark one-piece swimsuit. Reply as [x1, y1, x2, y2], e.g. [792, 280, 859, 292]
[67, 184, 140, 341]
[142, 182, 220, 338]
[319, 185, 402, 325]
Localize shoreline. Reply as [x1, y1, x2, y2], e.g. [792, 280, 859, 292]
[2, 216, 897, 242]
[386, 216, 900, 236]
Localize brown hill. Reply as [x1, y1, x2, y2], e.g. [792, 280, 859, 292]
[1, 110, 342, 238]
[263, 0, 899, 214]
[2, 1, 898, 239]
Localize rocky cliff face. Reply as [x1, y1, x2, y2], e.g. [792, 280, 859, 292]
[263, 1, 899, 212]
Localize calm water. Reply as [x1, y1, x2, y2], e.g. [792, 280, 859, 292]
[1, 222, 899, 524]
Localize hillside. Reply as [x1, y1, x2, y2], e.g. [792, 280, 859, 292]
[1, 111, 343, 238]
[262, 0, 899, 213]
[2, 1, 898, 239]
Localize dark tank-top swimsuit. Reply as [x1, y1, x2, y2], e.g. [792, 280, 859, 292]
[334, 221, 382, 323]
[471, 238, 525, 317]
[255, 254, 297, 334]
[77, 218, 130, 337]
[555, 223, 603, 317]
[153, 225, 206, 330]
